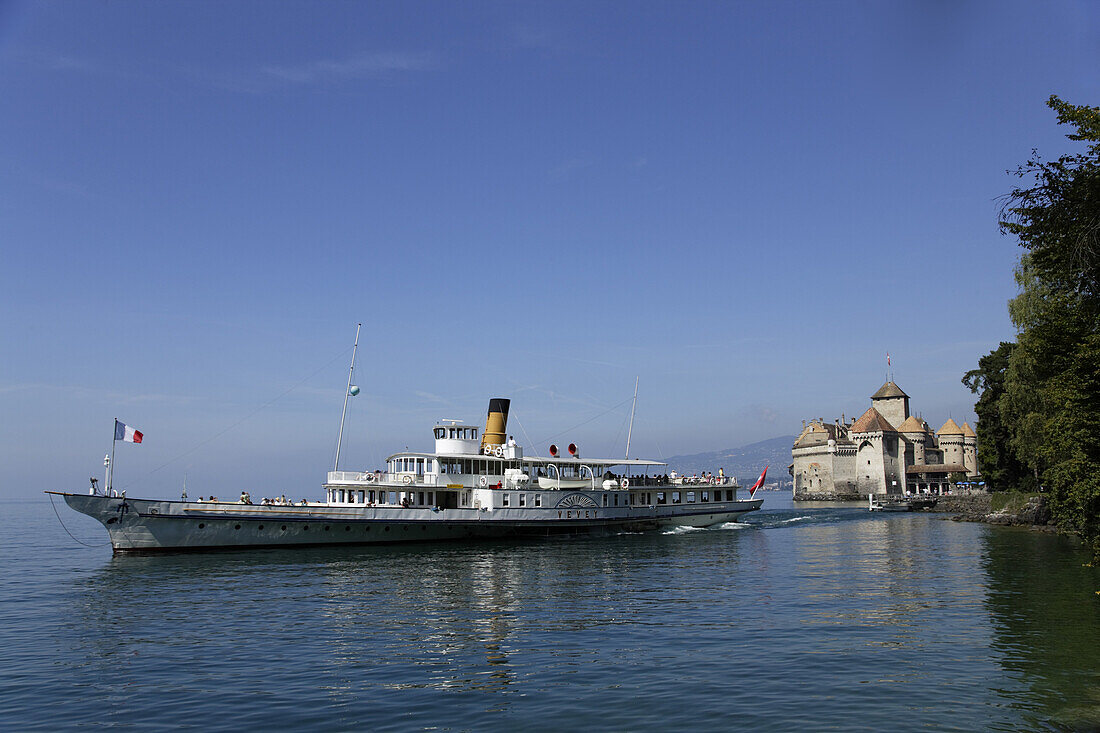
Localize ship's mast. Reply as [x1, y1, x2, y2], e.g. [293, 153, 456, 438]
[334, 323, 361, 471]
[625, 376, 639, 459]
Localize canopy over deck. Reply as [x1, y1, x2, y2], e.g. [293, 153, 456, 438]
[385, 450, 666, 467]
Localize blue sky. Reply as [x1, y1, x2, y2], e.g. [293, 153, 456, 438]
[2, 1, 1098, 498]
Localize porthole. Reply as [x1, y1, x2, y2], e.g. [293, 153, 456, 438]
[365, 526, 371, 532]
[402, 525, 409, 531]
[324, 526, 330, 531]
[258, 525, 264, 530]
[281, 525, 287, 531]
[421, 526, 427, 532]
[303, 525, 309, 531]
[198, 523, 205, 529]
[384, 526, 390, 532]
[345, 526, 351, 532]
[234, 524, 241, 530]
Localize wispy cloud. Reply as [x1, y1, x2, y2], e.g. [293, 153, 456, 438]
[413, 390, 450, 406]
[19, 49, 435, 94]
[0, 382, 199, 406]
[45, 54, 99, 73]
[548, 157, 592, 181]
[742, 403, 780, 425]
[32, 175, 95, 199]
[259, 52, 435, 85]
[504, 23, 576, 55]
[506, 24, 558, 51]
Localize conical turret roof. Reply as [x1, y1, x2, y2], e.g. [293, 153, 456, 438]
[938, 418, 964, 436]
[962, 422, 977, 438]
[897, 415, 926, 433]
[851, 407, 896, 434]
[872, 381, 909, 399]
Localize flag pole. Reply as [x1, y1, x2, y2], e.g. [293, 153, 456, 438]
[334, 323, 362, 472]
[625, 376, 639, 459]
[108, 418, 118, 495]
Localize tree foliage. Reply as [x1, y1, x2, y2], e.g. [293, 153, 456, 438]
[962, 342, 1032, 491]
[978, 95, 1100, 557]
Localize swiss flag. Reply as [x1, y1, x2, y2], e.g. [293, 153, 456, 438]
[749, 466, 768, 497]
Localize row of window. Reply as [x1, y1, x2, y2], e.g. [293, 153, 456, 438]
[329, 489, 437, 506]
[391, 457, 600, 478]
[434, 426, 478, 440]
[648, 489, 737, 504]
[498, 489, 739, 507]
[501, 493, 542, 507]
[391, 457, 433, 475]
[329, 487, 741, 507]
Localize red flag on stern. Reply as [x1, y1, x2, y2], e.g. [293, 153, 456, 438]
[749, 466, 768, 498]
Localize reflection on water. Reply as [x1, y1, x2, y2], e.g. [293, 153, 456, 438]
[982, 527, 1100, 730]
[5, 498, 1100, 730]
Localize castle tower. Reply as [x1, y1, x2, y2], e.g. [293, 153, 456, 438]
[850, 407, 904, 495]
[937, 418, 966, 470]
[961, 422, 978, 477]
[897, 415, 927, 465]
[871, 382, 910, 430]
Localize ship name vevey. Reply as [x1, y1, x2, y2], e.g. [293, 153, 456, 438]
[558, 509, 597, 519]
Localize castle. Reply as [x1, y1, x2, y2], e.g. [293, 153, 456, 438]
[790, 381, 978, 499]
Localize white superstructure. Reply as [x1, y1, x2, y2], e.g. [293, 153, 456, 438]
[52, 397, 763, 554]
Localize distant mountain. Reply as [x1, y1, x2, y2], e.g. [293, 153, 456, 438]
[664, 435, 796, 487]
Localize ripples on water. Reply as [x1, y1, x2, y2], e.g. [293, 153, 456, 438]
[3, 496, 1100, 731]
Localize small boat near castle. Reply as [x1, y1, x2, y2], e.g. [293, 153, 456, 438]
[868, 494, 938, 512]
[50, 385, 764, 553]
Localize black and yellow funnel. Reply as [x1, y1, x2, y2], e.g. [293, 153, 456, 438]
[480, 398, 510, 450]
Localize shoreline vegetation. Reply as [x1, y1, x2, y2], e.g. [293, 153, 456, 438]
[963, 97, 1100, 561]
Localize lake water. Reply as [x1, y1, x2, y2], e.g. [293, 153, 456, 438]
[4, 494, 1100, 731]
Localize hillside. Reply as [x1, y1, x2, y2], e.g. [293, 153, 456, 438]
[664, 435, 795, 487]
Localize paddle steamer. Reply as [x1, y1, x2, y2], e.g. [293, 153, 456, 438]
[51, 396, 763, 554]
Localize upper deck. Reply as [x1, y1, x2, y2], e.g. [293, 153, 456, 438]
[322, 401, 739, 508]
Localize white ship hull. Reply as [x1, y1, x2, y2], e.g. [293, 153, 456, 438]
[56, 393, 766, 553]
[53, 492, 763, 554]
